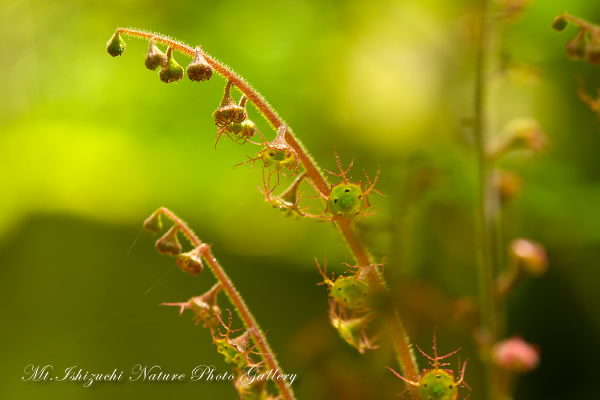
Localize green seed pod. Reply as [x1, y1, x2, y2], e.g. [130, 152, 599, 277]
[214, 331, 253, 369]
[106, 32, 125, 57]
[145, 40, 166, 71]
[187, 47, 213, 82]
[417, 370, 458, 400]
[566, 28, 587, 59]
[159, 47, 184, 83]
[228, 119, 256, 141]
[176, 247, 203, 275]
[329, 303, 375, 354]
[143, 210, 162, 234]
[327, 183, 367, 219]
[261, 147, 296, 169]
[330, 276, 369, 310]
[155, 225, 182, 256]
[551, 16, 568, 32]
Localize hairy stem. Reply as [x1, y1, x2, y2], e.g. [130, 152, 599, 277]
[116, 27, 418, 390]
[473, 2, 499, 399]
[156, 207, 296, 400]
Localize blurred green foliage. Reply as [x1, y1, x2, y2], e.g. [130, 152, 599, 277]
[2, 0, 600, 399]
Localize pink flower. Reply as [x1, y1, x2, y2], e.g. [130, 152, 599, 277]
[492, 337, 540, 372]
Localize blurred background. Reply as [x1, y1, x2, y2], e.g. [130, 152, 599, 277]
[2, 0, 600, 398]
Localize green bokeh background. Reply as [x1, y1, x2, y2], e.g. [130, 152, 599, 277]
[2, 0, 600, 399]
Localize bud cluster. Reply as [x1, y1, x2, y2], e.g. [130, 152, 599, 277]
[553, 14, 600, 64]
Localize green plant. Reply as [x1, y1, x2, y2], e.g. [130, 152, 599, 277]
[105, 2, 557, 396]
[107, 26, 419, 399]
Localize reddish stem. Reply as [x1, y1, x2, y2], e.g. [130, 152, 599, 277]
[157, 207, 296, 400]
[116, 28, 418, 393]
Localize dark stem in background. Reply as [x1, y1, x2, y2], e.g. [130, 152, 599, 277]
[473, 1, 499, 399]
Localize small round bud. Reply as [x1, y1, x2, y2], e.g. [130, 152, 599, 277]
[155, 225, 182, 256]
[566, 28, 587, 59]
[552, 16, 568, 32]
[159, 47, 184, 83]
[489, 118, 547, 159]
[145, 40, 166, 71]
[176, 248, 204, 275]
[143, 211, 162, 234]
[106, 32, 125, 57]
[492, 337, 540, 372]
[187, 47, 213, 82]
[510, 238, 548, 276]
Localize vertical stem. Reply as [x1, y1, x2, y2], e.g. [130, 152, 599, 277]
[473, 1, 499, 399]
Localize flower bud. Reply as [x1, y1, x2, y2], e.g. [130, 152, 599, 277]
[510, 238, 548, 276]
[176, 247, 204, 275]
[213, 80, 246, 127]
[566, 28, 587, 60]
[552, 16, 568, 32]
[155, 225, 182, 256]
[187, 47, 213, 82]
[492, 337, 540, 372]
[143, 210, 163, 234]
[488, 118, 547, 159]
[145, 40, 166, 71]
[159, 47, 184, 83]
[106, 32, 125, 57]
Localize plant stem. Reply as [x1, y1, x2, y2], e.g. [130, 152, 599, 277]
[156, 207, 296, 400]
[473, 2, 499, 400]
[116, 27, 419, 391]
[559, 12, 599, 32]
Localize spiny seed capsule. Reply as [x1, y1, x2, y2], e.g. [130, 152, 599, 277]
[566, 29, 587, 59]
[106, 32, 125, 57]
[159, 47, 184, 83]
[417, 370, 458, 400]
[330, 276, 369, 310]
[261, 147, 296, 169]
[227, 119, 256, 141]
[145, 40, 166, 71]
[187, 47, 213, 82]
[327, 183, 367, 219]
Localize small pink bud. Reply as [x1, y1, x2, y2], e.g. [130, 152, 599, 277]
[492, 337, 540, 372]
[510, 238, 548, 276]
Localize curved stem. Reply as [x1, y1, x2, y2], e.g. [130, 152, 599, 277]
[116, 28, 418, 391]
[156, 207, 296, 400]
